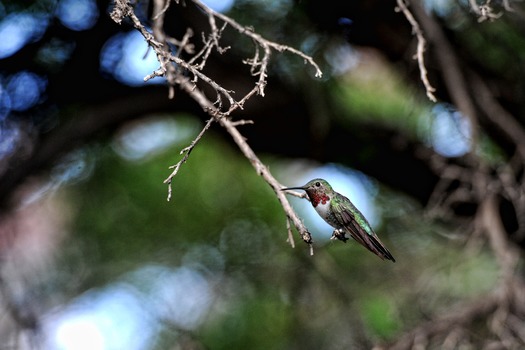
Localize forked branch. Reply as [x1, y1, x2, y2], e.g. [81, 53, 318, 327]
[110, 0, 317, 250]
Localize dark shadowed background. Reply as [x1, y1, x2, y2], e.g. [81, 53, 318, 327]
[1, 0, 525, 349]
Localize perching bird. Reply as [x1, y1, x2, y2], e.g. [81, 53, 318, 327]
[283, 178, 395, 262]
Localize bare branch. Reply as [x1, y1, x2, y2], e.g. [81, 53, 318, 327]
[163, 71, 314, 248]
[219, 116, 314, 248]
[107, 0, 321, 247]
[410, 0, 480, 148]
[191, 0, 323, 79]
[395, 0, 437, 102]
[469, 72, 525, 160]
[163, 118, 215, 202]
[230, 119, 254, 127]
[469, 0, 504, 22]
[479, 195, 520, 283]
[383, 288, 501, 349]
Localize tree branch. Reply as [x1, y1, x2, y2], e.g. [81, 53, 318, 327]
[395, 0, 437, 102]
[173, 74, 314, 250]
[108, 0, 322, 249]
[410, 0, 480, 147]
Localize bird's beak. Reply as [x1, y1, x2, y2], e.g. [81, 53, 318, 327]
[281, 186, 306, 191]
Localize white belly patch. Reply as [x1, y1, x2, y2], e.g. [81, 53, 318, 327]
[314, 200, 331, 220]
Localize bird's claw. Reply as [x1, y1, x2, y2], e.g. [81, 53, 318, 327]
[331, 229, 348, 243]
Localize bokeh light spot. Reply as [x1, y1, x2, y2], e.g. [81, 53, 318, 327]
[46, 286, 154, 350]
[0, 83, 12, 120]
[100, 31, 163, 86]
[6, 71, 47, 111]
[202, 0, 235, 12]
[430, 104, 471, 157]
[113, 116, 198, 161]
[0, 13, 49, 59]
[56, 0, 99, 31]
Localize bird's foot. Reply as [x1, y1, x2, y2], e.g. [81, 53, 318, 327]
[331, 229, 348, 243]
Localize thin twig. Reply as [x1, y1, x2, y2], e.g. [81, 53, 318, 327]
[175, 74, 313, 249]
[191, 0, 322, 79]
[395, 0, 437, 102]
[163, 118, 215, 201]
[110, 0, 321, 250]
[219, 116, 314, 249]
[410, 0, 480, 149]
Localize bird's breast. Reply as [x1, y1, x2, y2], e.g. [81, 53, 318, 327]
[314, 200, 331, 220]
[313, 199, 341, 229]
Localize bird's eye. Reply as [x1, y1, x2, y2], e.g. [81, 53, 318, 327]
[315, 182, 320, 187]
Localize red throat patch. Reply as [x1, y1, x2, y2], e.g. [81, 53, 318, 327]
[310, 192, 330, 207]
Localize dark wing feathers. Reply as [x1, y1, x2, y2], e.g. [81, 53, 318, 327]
[336, 205, 396, 262]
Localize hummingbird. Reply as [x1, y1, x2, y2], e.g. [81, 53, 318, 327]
[282, 178, 395, 262]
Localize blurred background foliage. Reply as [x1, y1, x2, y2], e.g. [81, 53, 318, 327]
[46, 113, 498, 349]
[1, 0, 524, 349]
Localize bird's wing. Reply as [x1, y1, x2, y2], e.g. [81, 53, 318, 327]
[332, 195, 396, 262]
